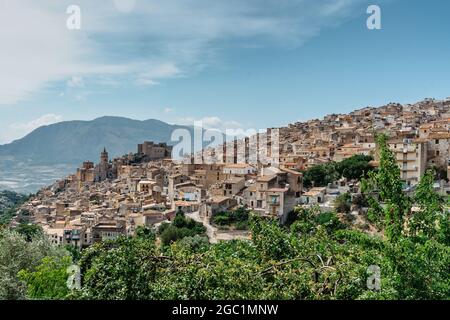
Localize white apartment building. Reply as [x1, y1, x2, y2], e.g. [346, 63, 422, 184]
[389, 139, 427, 186]
[223, 163, 256, 176]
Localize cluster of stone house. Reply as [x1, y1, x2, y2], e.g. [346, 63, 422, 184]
[17, 149, 304, 247]
[278, 98, 450, 187]
[15, 98, 450, 247]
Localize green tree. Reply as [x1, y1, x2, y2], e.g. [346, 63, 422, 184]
[0, 191, 30, 225]
[337, 155, 374, 180]
[18, 255, 73, 300]
[409, 169, 448, 243]
[334, 193, 352, 214]
[303, 163, 339, 188]
[78, 236, 159, 300]
[362, 134, 410, 240]
[177, 235, 210, 253]
[303, 155, 373, 188]
[0, 228, 68, 300]
[73, 211, 449, 300]
[290, 207, 316, 236]
[15, 223, 43, 242]
[65, 245, 82, 263]
[158, 212, 206, 246]
[173, 211, 187, 228]
[135, 226, 156, 241]
[384, 237, 449, 300]
[315, 211, 346, 234]
[358, 136, 450, 299]
[211, 207, 250, 229]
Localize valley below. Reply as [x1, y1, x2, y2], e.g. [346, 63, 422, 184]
[0, 159, 76, 194]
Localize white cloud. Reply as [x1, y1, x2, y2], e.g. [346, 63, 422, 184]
[74, 92, 91, 102]
[0, 1, 128, 105]
[135, 63, 182, 87]
[67, 76, 85, 88]
[164, 107, 174, 114]
[0, 0, 371, 105]
[135, 79, 159, 87]
[0, 2, 79, 105]
[177, 116, 244, 131]
[5, 114, 63, 143]
[112, 0, 137, 13]
[10, 114, 63, 131]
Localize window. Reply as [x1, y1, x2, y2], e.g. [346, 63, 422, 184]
[436, 139, 439, 144]
[270, 196, 279, 204]
[437, 151, 440, 156]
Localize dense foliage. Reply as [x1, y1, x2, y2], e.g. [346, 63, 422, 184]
[334, 192, 352, 213]
[15, 223, 44, 242]
[0, 190, 28, 207]
[158, 212, 207, 246]
[71, 210, 447, 300]
[303, 155, 374, 188]
[0, 228, 71, 300]
[336, 155, 374, 181]
[18, 255, 73, 300]
[303, 163, 339, 188]
[211, 207, 250, 230]
[0, 191, 30, 225]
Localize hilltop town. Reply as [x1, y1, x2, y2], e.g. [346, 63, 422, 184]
[12, 98, 450, 248]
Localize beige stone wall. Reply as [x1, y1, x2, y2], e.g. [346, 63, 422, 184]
[427, 138, 450, 169]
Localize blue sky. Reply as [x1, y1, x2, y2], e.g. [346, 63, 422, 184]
[1, 0, 450, 143]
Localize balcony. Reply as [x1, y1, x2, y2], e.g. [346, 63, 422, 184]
[401, 167, 418, 172]
[401, 146, 417, 153]
[269, 197, 280, 206]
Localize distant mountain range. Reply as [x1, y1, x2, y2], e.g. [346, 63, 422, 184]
[0, 116, 193, 193]
[0, 116, 190, 165]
